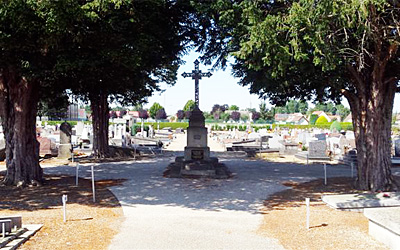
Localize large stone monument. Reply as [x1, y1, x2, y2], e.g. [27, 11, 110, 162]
[58, 122, 72, 159]
[164, 60, 230, 179]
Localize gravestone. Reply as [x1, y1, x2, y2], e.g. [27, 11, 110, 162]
[184, 107, 210, 161]
[165, 107, 230, 178]
[394, 139, 400, 157]
[38, 137, 57, 156]
[315, 133, 326, 141]
[58, 122, 72, 159]
[308, 140, 328, 159]
[75, 121, 84, 136]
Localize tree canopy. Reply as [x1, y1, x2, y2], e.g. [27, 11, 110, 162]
[194, 0, 400, 191]
[183, 100, 196, 111]
[149, 102, 164, 119]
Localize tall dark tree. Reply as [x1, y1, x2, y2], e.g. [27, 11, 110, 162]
[176, 110, 185, 120]
[196, 0, 400, 191]
[156, 108, 167, 120]
[57, 0, 193, 158]
[139, 109, 149, 120]
[230, 111, 241, 121]
[252, 111, 261, 121]
[0, 1, 79, 186]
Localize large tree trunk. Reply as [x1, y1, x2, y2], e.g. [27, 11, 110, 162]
[0, 67, 42, 187]
[346, 66, 397, 191]
[89, 91, 110, 158]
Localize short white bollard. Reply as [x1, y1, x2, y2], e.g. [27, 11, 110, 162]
[324, 163, 327, 185]
[306, 198, 310, 230]
[351, 162, 354, 178]
[62, 194, 68, 223]
[75, 164, 79, 186]
[91, 165, 96, 203]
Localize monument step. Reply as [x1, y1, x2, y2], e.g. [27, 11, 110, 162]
[364, 207, 400, 250]
[322, 192, 400, 212]
[0, 224, 42, 250]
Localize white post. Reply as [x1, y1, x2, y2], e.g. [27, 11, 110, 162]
[75, 164, 79, 186]
[2, 223, 5, 238]
[351, 162, 354, 178]
[307, 154, 309, 166]
[141, 119, 144, 137]
[91, 165, 96, 203]
[62, 194, 68, 223]
[306, 198, 310, 230]
[324, 163, 327, 185]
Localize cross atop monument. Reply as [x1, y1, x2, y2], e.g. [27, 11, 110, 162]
[181, 59, 212, 107]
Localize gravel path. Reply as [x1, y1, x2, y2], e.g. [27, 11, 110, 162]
[38, 134, 358, 249]
[43, 158, 354, 248]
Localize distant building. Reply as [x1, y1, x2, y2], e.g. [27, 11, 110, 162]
[343, 114, 352, 123]
[128, 111, 140, 118]
[328, 115, 341, 122]
[67, 104, 87, 121]
[274, 113, 289, 124]
[286, 113, 309, 125]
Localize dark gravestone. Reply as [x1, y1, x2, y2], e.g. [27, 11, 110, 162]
[395, 139, 400, 157]
[58, 122, 72, 159]
[315, 133, 326, 141]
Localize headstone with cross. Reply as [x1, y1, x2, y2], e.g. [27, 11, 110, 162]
[181, 59, 212, 108]
[164, 60, 230, 179]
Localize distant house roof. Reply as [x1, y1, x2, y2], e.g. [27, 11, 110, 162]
[312, 111, 324, 116]
[128, 111, 140, 118]
[343, 114, 352, 123]
[286, 113, 304, 122]
[328, 115, 341, 122]
[274, 113, 289, 121]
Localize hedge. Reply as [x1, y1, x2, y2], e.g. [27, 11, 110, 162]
[138, 122, 189, 130]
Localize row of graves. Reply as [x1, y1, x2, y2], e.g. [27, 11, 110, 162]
[216, 125, 356, 162]
[220, 125, 400, 166]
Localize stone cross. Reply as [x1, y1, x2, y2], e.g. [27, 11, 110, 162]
[181, 59, 212, 107]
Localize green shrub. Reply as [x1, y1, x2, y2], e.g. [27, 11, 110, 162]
[315, 116, 328, 125]
[330, 120, 342, 132]
[309, 114, 318, 125]
[138, 122, 189, 130]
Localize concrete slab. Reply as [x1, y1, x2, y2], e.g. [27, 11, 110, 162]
[364, 207, 400, 250]
[322, 192, 400, 211]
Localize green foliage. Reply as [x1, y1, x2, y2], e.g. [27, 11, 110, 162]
[148, 102, 164, 119]
[220, 112, 230, 122]
[183, 100, 196, 111]
[330, 120, 342, 132]
[229, 105, 239, 111]
[37, 90, 70, 120]
[138, 122, 189, 130]
[309, 114, 319, 125]
[315, 116, 328, 125]
[42, 121, 79, 127]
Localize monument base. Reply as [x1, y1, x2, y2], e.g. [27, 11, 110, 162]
[164, 156, 231, 179]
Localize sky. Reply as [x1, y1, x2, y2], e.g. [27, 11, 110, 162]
[145, 50, 400, 115]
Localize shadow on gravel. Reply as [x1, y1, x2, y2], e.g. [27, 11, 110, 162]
[40, 156, 363, 214]
[0, 172, 126, 211]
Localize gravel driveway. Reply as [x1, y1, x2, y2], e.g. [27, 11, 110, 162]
[44, 153, 353, 250]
